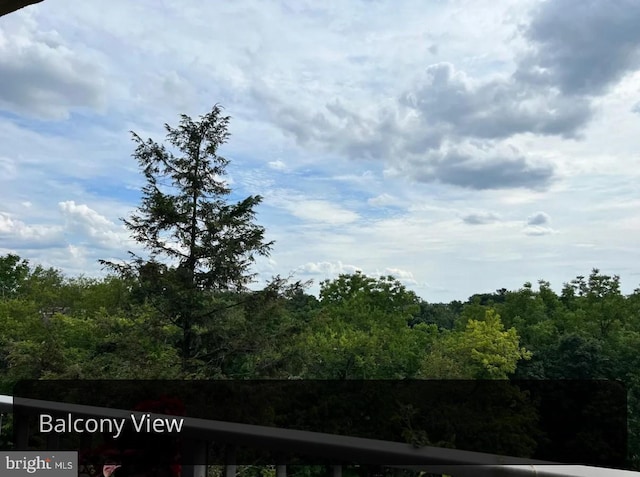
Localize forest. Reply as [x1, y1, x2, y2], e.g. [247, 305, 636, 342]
[1, 106, 639, 472]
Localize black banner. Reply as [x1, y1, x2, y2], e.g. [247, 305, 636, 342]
[11, 380, 627, 468]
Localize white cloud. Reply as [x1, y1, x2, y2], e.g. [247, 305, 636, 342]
[523, 225, 555, 236]
[266, 190, 360, 225]
[379, 267, 418, 285]
[297, 261, 362, 276]
[58, 201, 128, 250]
[0, 212, 64, 248]
[268, 160, 287, 171]
[368, 193, 404, 208]
[293, 200, 359, 225]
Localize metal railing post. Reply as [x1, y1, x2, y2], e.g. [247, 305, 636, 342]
[181, 439, 208, 477]
[225, 445, 236, 477]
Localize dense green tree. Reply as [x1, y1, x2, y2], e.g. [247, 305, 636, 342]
[421, 309, 531, 379]
[496, 282, 549, 331]
[319, 272, 420, 317]
[544, 333, 608, 379]
[455, 298, 490, 330]
[84, 307, 182, 379]
[101, 105, 274, 371]
[293, 273, 430, 379]
[19, 264, 66, 308]
[0, 254, 29, 298]
[192, 277, 312, 378]
[409, 301, 462, 330]
[559, 269, 625, 338]
[0, 297, 181, 386]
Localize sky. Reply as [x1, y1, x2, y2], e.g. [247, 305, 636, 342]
[1, 0, 640, 303]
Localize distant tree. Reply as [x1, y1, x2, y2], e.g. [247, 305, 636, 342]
[0, 254, 29, 298]
[421, 309, 531, 379]
[20, 264, 67, 308]
[294, 272, 429, 379]
[410, 301, 463, 330]
[101, 105, 274, 371]
[467, 289, 508, 306]
[544, 333, 608, 379]
[192, 275, 313, 378]
[319, 271, 420, 318]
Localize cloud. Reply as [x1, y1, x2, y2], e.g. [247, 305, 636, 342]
[524, 211, 554, 235]
[255, 61, 574, 192]
[388, 142, 554, 190]
[291, 200, 359, 225]
[247, 1, 640, 193]
[265, 190, 360, 225]
[0, 212, 64, 248]
[368, 193, 404, 208]
[268, 159, 287, 171]
[58, 201, 127, 249]
[295, 263, 418, 286]
[524, 226, 554, 236]
[527, 211, 550, 226]
[378, 267, 418, 285]
[462, 211, 501, 225]
[0, 18, 107, 119]
[262, 76, 558, 190]
[518, 0, 640, 97]
[401, 62, 592, 141]
[296, 260, 361, 276]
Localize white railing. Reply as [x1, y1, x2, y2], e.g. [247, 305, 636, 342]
[1, 394, 638, 477]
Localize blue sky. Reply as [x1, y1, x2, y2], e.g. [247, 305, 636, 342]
[1, 0, 640, 302]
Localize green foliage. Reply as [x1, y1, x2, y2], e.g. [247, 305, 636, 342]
[410, 301, 462, 330]
[193, 277, 313, 378]
[2, 248, 640, 468]
[319, 272, 420, 317]
[421, 309, 531, 379]
[109, 105, 273, 291]
[100, 105, 274, 369]
[85, 307, 182, 379]
[544, 333, 609, 379]
[294, 272, 428, 379]
[0, 254, 29, 298]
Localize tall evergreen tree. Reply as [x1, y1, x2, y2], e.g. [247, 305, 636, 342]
[101, 105, 274, 370]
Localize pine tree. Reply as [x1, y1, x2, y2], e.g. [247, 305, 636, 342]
[101, 105, 274, 370]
